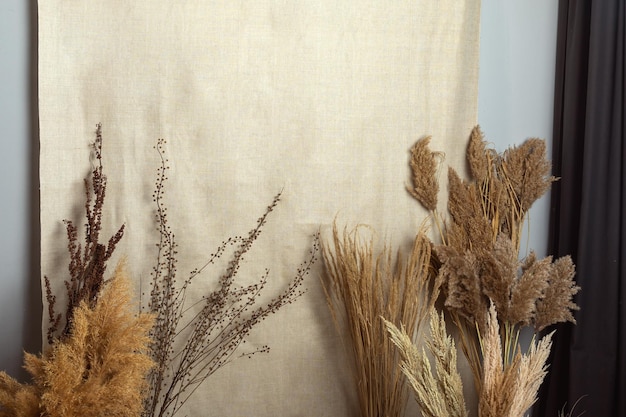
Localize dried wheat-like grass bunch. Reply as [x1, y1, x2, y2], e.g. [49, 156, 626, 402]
[0, 262, 154, 417]
[384, 309, 468, 417]
[321, 223, 438, 417]
[143, 139, 319, 417]
[479, 303, 553, 417]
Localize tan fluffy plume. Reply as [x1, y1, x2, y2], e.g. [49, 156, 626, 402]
[407, 136, 442, 212]
[0, 261, 154, 417]
[479, 303, 553, 417]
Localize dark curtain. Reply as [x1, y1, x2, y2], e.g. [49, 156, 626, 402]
[535, 1, 625, 416]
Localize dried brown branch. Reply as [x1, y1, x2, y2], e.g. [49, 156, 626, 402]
[143, 139, 319, 417]
[45, 123, 125, 344]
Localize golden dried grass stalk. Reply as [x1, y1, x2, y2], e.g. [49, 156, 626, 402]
[384, 309, 468, 417]
[507, 331, 554, 416]
[0, 373, 40, 417]
[321, 223, 437, 417]
[479, 303, 506, 417]
[427, 310, 468, 417]
[0, 261, 154, 417]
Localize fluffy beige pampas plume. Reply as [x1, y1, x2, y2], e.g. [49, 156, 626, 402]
[407, 136, 442, 212]
[0, 261, 154, 417]
[479, 303, 553, 417]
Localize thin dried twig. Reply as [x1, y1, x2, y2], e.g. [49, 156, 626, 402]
[143, 139, 319, 417]
[45, 123, 125, 344]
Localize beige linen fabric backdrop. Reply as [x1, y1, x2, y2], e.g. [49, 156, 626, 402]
[39, 1, 481, 416]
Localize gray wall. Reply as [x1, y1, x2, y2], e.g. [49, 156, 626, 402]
[0, 1, 558, 380]
[0, 0, 40, 380]
[478, 0, 558, 258]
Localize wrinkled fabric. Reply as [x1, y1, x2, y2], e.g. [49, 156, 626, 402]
[39, 2, 481, 415]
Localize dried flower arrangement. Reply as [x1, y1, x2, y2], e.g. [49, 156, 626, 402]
[142, 139, 319, 417]
[0, 125, 153, 417]
[44, 124, 125, 345]
[321, 126, 579, 417]
[1, 125, 318, 416]
[393, 126, 580, 416]
[321, 223, 440, 417]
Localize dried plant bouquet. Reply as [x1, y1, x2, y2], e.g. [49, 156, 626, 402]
[0, 125, 155, 417]
[321, 223, 439, 417]
[399, 126, 580, 416]
[143, 139, 319, 417]
[320, 126, 580, 417]
[1, 125, 319, 417]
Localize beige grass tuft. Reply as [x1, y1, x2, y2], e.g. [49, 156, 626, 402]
[322, 223, 437, 417]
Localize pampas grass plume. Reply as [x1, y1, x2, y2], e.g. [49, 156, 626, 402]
[0, 260, 154, 417]
[467, 126, 489, 182]
[479, 303, 554, 417]
[407, 137, 441, 212]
